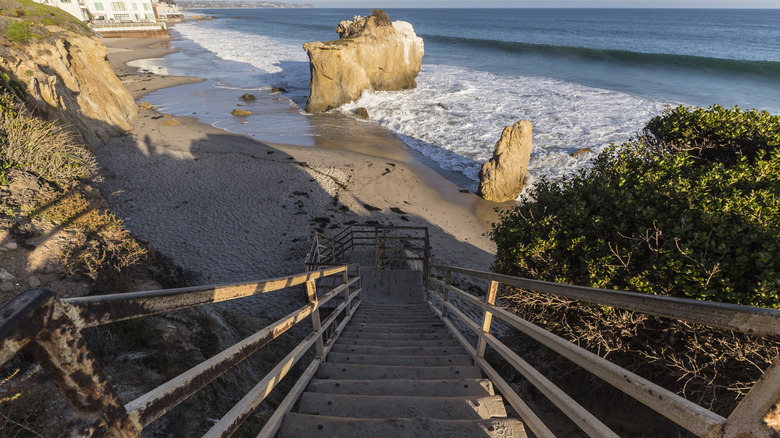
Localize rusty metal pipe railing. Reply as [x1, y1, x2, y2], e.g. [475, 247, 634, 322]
[428, 264, 780, 438]
[0, 264, 359, 437]
[203, 286, 361, 438]
[62, 266, 349, 329]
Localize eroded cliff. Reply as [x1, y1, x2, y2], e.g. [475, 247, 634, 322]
[0, 13, 137, 148]
[303, 10, 424, 113]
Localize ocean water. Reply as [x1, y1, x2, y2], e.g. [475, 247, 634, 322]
[138, 8, 780, 191]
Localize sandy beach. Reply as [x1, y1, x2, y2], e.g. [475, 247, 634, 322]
[97, 37, 506, 305]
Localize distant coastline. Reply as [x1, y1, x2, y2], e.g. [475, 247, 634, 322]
[177, 1, 314, 8]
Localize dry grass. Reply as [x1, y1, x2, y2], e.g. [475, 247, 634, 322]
[1, 95, 96, 188]
[0, 364, 65, 437]
[25, 187, 149, 285]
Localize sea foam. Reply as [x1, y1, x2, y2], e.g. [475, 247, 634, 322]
[340, 65, 670, 190]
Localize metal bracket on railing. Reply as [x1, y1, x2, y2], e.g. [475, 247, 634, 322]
[0, 288, 140, 437]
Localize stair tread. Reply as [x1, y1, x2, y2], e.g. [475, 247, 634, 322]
[349, 318, 440, 324]
[327, 352, 473, 366]
[298, 393, 508, 419]
[330, 344, 467, 356]
[278, 413, 527, 438]
[304, 378, 496, 397]
[337, 331, 454, 341]
[345, 322, 445, 329]
[335, 337, 461, 348]
[317, 363, 482, 380]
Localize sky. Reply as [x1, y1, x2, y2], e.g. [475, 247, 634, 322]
[301, 0, 780, 7]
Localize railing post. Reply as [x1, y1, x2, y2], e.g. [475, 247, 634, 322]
[342, 269, 351, 317]
[305, 279, 325, 358]
[476, 280, 499, 358]
[423, 227, 430, 298]
[719, 355, 780, 437]
[441, 269, 451, 318]
[373, 227, 378, 268]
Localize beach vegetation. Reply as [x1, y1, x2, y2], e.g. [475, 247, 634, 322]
[0, 0, 91, 39]
[6, 20, 35, 42]
[1, 90, 149, 286]
[490, 104, 780, 417]
[1, 93, 96, 187]
[0, 71, 26, 101]
[492, 104, 780, 307]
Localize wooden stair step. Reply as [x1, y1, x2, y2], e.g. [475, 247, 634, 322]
[297, 393, 508, 419]
[358, 303, 430, 309]
[350, 311, 437, 318]
[278, 413, 527, 438]
[335, 337, 461, 348]
[305, 378, 496, 397]
[317, 363, 482, 380]
[348, 316, 440, 324]
[343, 322, 446, 331]
[330, 344, 466, 357]
[347, 320, 446, 332]
[355, 306, 434, 313]
[326, 352, 473, 367]
[337, 331, 454, 341]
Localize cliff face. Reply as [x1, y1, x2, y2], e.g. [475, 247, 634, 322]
[0, 25, 137, 148]
[303, 11, 424, 113]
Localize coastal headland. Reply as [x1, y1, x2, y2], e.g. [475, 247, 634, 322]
[99, 35, 505, 293]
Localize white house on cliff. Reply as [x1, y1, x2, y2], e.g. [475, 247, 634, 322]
[34, 0, 181, 36]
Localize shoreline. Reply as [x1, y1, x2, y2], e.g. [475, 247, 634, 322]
[98, 36, 505, 297]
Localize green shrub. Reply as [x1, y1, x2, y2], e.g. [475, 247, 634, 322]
[0, 0, 91, 37]
[6, 20, 32, 42]
[491, 105, 780, 307]
[643, 105, 780, 164]
[0, 70, 28, 100]
[0, 93, 96, 187]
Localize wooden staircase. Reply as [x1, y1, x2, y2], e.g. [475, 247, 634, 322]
[277, 302, 527, 437]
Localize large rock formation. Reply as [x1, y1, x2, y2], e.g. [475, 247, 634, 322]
[303, 10, 424, 113]
[477, 121, 533, 202]
[0, 19, 137, 148]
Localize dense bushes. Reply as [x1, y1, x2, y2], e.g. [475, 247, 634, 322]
[492, 105, 780, 307]
[643, 104, 780, 164]
[489, 105, 780, 423]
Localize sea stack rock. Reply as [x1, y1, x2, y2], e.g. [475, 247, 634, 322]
[477, 121, 533, 202]
[303, 10, 424, 113]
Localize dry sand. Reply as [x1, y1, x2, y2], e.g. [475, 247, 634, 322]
[97, 37, 508, 310]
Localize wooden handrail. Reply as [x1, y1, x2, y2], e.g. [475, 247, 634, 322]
[434, 265, 780, 336]
[428, 265, 780, 438]
[305, 225, 430, 279]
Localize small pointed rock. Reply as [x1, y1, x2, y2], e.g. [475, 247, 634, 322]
[0, 268, 14, 281]
[28, 276, 41, 288]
